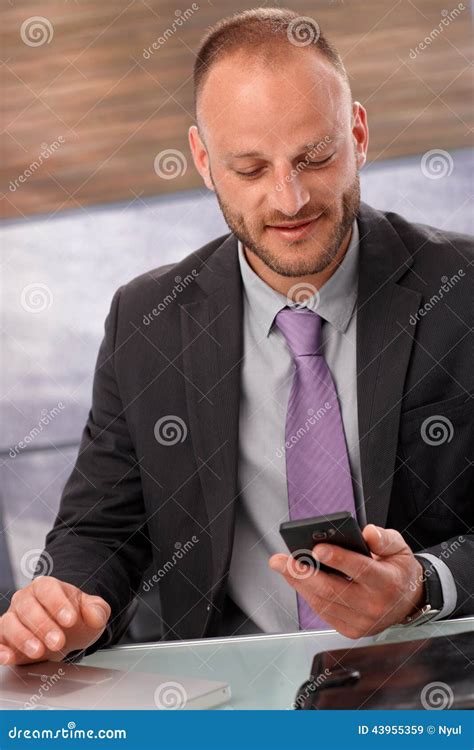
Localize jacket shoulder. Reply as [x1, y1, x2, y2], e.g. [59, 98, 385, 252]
[382, 207, 474, 266]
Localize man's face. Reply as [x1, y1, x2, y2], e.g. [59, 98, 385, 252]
[189, 49, 368, 278]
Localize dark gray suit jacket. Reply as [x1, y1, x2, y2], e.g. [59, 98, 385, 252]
[41, 201, 474, 651]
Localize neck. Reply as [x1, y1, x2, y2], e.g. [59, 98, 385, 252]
[244, 224, 353, 300]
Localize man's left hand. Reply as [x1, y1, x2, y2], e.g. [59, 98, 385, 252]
[268, 524, 426, 638]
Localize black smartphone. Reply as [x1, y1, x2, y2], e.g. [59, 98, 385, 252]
[279, 511, 371, 576]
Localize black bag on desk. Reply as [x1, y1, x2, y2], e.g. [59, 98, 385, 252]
[294, 630, 474, 709]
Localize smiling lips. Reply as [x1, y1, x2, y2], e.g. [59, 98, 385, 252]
[266, 214, 322, 239]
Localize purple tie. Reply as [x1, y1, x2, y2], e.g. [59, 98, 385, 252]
[275, 306, 357, 630]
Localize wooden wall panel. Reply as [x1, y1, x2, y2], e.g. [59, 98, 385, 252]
[1, 0, 472, 219]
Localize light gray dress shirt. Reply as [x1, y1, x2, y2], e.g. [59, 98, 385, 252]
[227, 218, 456, 635]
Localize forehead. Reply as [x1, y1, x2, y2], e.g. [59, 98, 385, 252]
[198, 49, 350, 154]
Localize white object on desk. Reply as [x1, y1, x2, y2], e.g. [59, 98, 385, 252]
[0, 661, 231, 710]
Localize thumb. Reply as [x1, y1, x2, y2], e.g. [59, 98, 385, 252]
[80, 593, 111, 630]
[363, 524, 407, 558]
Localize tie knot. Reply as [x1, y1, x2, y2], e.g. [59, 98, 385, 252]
[274, 306, 323, 357]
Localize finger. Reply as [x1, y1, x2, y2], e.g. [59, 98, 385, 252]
[32, 576, 79, 628]
[363, 525, 409, 558]
[302, 591, 375, 632]
[12, 594, 66, 652]
[0, 645, 15, 666]
[79, 593, 111, 630]
[270, 553, 374, 616]
[0, 611, 45, 660]
[311, 542, 378, 584]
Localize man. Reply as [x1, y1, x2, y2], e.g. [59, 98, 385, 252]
[0, 8, 472, 666]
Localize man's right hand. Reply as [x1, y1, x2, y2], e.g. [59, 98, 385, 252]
[0, 576, 111, 666]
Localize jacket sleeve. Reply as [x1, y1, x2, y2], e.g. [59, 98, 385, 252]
[416, 534, 474, 619]
[36, 285, 152, 653]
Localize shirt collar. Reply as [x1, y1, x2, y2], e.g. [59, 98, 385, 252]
[237, 218, 359, 337]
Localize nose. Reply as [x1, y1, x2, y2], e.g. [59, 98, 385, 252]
[270, 167, 311, 217]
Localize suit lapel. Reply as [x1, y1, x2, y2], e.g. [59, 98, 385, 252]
[180, 234, 243, 598]
[356, 203, 422, 527]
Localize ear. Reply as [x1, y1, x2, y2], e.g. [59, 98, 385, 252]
[351, 101, 369, 169]
[188, 125, 214, 191]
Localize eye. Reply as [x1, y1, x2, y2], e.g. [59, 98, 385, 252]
[235, 168, 264, 179]
[305, 155, 333, 167]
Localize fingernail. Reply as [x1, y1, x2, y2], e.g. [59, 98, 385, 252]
[0, 648, 11, 665]
[45, 630, 62, 649]
[58, 608, 74, 626]
[91, 605, 107, 625]
[24, 638, 42, 657]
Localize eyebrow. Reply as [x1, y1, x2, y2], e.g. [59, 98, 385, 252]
[224, 138, 334, 160]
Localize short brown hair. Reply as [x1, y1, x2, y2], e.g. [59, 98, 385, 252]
[193, 7, 350, 123]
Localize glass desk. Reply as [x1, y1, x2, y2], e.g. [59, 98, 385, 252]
[82, 616, 474, 710]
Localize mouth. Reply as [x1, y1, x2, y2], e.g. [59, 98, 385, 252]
[266, 213, 322, 240]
